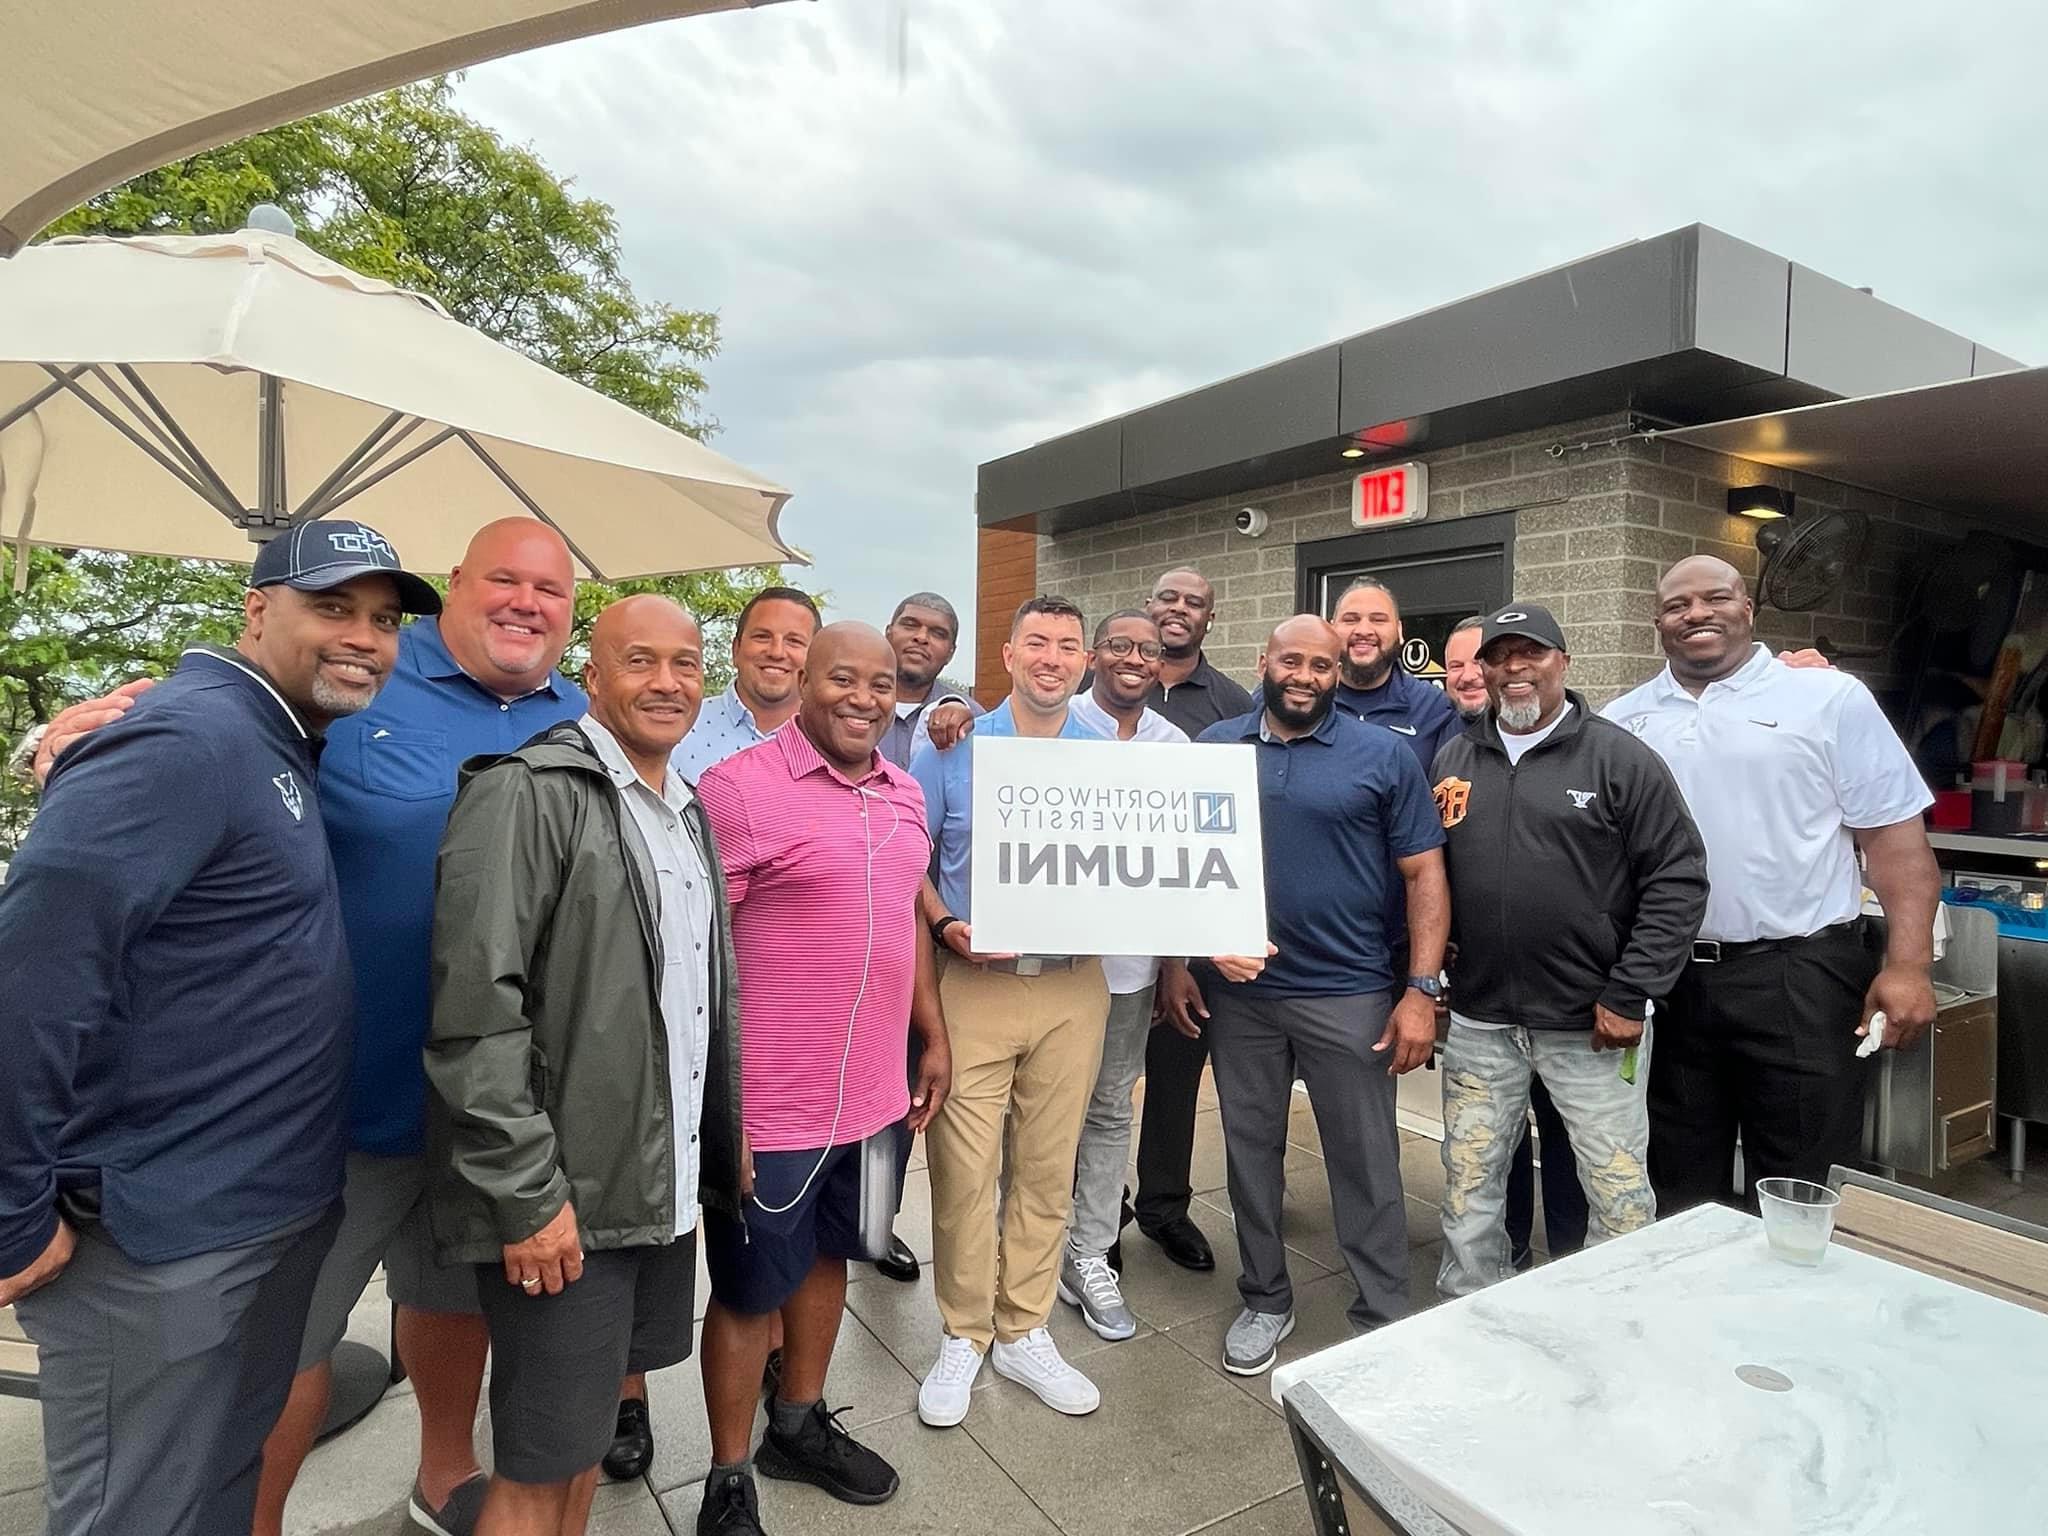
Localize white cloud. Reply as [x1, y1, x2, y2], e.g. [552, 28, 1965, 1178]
[458, 0, 2048, 671]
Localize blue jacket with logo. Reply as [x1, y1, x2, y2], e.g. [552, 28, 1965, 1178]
[1429, 690, 1709, 1028]
[0, 648, 351, 1271]
[1334, 664, 1458, 773]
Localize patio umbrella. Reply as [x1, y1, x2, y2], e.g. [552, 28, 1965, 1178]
[0, 223, 797, 584]
[0, 0, 796, 257]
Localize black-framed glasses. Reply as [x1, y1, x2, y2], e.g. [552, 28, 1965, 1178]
[1098, 637, 1163, 661]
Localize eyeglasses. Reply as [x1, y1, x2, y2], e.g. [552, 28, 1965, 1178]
[1097, 637, 1163, 661]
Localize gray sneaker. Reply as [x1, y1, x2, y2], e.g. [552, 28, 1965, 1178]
[1057, 1248, 1137, 1341]
[1222, 1307, 1296, 1376]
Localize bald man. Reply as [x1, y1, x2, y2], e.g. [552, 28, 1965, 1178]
[27, 517, 585, 1536]
[1605, 556, 1938, 1210]
[1161, 616, 1448, 1373]
[688, 623, 946, 1535]
[428, 596, 742, 1536]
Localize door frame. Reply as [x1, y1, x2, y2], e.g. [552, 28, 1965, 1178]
[1293, 508, 1519, 615]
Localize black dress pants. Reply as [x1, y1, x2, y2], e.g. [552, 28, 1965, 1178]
[1649, 922, 1877, 1212]
[1134, 1022, 1207, 1229]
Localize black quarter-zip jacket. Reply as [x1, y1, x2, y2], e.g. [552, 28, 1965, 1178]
[1430, 690, 1709, 1028]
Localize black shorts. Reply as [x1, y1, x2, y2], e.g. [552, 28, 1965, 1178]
[704, 1141, 867, 1315]
[475, 1240, 696, 1483]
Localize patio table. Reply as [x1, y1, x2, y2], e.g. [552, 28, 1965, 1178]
[1272, 1202, 2048, 1535]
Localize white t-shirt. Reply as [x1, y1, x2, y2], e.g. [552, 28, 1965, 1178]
[1068, 690, 1191, 994]
[1499, 701, 1573, 765]
[1603, 645, 1933, 943]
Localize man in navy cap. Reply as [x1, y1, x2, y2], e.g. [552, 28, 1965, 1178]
[0, 521, 439, 1536]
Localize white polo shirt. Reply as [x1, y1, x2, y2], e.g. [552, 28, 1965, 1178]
[1603, 645, 1932, 944]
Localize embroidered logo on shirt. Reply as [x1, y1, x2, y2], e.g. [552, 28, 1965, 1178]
[1566, 789, 1597, 810]
[1388, 723, 1418, 736]
[1750, 719, 1780, 728]
[1193, 792, 1237, 833]
[1626, 715, 1649, 735]
[1434, 776, 1471, 829]
[273, 770, 304, 822]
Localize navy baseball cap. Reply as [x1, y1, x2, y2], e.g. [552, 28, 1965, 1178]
[250, 520, 441, 615]
[1479, 603, 1568, 656]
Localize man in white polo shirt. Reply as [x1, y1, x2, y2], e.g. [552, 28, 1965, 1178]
[1604, 555, 1940, 1210]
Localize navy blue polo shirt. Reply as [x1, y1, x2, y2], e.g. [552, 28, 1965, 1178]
[1333, 666, 1458, 774]
[1197, 706, 1444, 996]
[0, 647, 350, 1270]
[321, 618, 583, 1156]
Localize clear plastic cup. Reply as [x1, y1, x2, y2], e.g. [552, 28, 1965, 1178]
[1756, 1177, 1840, 1266]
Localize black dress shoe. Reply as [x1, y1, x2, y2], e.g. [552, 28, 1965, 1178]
[601, 1396, 653, 1481]
[874, 1233, 920, 1283]
[1140, 1214, 1215, 1271]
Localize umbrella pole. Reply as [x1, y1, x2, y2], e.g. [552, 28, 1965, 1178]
[254, 373, 286, 539]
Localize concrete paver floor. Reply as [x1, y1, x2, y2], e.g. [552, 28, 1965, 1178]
[4, 1076, 2044, 1536]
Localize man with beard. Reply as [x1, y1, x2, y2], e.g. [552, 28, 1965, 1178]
[671, 586, 820, 782]
[27, 519, 590, 1536]
[1441, 616, 1588, 1270]
[1162, 615, 1448, 1375]
[1329, 577, 1458, 773]
[1430, 606, 1706, 1296]
[427, 597, 742, 1536]
[1, 523, 439, 1536]
[1604, 556, 1939, 1209]
[910, 596, 1112, 1428]
[690, 623, 948, 1536]
[1058, 611, 1189, 1342]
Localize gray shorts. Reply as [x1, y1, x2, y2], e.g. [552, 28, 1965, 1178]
[477, 1240, 696, 1484]
[295, 1150, 479, 1370]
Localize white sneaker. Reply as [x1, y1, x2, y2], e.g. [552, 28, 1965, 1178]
[918, 1334, 983, 1427]
[990, 1327, 1101, 1415]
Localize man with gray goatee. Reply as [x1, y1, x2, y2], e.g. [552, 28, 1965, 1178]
[1428, 605, 1707, 1298]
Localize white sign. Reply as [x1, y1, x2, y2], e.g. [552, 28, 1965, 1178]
[968, 736, 1267, 958]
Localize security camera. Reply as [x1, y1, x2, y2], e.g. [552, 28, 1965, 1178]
[1234, 506, 1269, 538]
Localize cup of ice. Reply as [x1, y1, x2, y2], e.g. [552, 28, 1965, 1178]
[1757, 1177, 1840, 1266]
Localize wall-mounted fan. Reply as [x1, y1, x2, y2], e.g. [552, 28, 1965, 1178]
[1756, 508, 1870, 612]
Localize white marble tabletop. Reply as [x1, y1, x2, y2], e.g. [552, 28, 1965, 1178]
[1273, 1203, 2048, 1535]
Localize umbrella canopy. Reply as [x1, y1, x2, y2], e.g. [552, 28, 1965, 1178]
[0, 227, 796, 579]
[0, 0, 792, 256]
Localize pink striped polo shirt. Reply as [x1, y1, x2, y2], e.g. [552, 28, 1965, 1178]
[694, 722, 932, 1152]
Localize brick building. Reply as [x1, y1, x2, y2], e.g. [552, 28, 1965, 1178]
[972, 225, 2023, 708]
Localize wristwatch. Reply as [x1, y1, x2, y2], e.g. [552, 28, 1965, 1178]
[929, 914, 963, 947]
[1405, 974, 1444, 1000]
[6, 723, 47, 790]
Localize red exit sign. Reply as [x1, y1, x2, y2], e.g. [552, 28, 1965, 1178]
[1350, 461, 1429, 529]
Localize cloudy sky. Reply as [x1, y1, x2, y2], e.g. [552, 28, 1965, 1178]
[459, 0, 2047, 671]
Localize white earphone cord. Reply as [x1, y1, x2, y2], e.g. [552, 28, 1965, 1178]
[751, 782, 903, 1214]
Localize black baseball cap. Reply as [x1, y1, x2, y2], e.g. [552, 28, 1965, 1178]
[250, 519, 442, 615]
[1479, 603, 1568, 656]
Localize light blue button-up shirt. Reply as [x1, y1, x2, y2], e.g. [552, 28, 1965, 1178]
[909, 697, 1108, 923]
[670, 686, 778, 785]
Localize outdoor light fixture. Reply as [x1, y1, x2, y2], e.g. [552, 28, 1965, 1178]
[1728, 485, 1794, 520]
[1340, 446, 1366, 459]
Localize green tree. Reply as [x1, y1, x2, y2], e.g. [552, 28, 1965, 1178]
[3, 78, 795, 849]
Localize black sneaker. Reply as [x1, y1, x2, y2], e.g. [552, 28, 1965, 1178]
[697, 1469, 766, 1536]
[757, 1401, 900, 1506]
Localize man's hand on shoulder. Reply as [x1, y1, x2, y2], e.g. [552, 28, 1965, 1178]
[926, 700, 976, 752]
[27, 679, 157, 789]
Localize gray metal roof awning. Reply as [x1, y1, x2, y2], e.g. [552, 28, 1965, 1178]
[1655, 365, 2048, 523]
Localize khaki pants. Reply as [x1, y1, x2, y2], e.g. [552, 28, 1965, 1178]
[928, 955, 1110, 1348]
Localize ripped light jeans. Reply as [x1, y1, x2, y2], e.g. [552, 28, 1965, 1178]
[1436, 1019, 1655, 1299]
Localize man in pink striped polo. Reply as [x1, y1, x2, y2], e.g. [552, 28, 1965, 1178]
[689, 622, 952, 1536]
